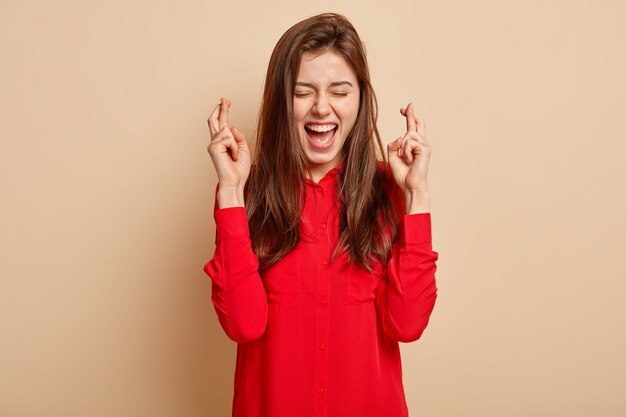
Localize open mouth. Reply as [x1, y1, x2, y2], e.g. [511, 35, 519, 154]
[304, 123, 338, 150]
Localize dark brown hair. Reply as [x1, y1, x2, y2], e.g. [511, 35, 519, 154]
[246, 12, 398, 271]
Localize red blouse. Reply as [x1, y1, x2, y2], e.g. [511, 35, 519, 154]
[203, 165, 439, 417]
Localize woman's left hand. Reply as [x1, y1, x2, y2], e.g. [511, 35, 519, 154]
[388, 103, 432, 213]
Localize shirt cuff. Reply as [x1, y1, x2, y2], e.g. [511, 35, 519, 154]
[402, 213, 432, 245]
[214, 207, 250, 240]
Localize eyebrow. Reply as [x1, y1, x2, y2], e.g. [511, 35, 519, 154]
[295, 81, 354, 88]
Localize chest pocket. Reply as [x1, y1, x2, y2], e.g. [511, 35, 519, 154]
[347, 259, 385, 304]
[261, 248, 301, 306]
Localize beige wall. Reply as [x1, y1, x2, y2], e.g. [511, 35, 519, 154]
[1, 0, 625, 416]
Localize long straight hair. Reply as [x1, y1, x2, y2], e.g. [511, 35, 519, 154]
[246, 13, 398, 271]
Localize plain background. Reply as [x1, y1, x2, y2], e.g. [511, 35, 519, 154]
[1, 0, 625, 416]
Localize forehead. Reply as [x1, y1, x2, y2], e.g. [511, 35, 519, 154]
[297, 50, 357, 84]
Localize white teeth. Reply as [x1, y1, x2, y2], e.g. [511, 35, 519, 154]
[305, 124, 337, 133]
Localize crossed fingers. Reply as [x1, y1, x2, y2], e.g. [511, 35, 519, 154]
[208, 98, 232, 139]
[207, 98, 243, 160]
[400, 103, 426, 141]
[396, 103, 429, 163]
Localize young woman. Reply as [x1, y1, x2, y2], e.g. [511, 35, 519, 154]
[204, 13, 439, 417]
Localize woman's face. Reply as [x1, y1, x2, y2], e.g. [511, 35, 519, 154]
[293, 50, 360, 182]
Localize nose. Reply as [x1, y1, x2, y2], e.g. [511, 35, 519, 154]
[313, 93, 331, 117]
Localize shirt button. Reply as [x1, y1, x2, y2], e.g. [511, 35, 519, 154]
[320, 297, 328, 306]
[320, 223, 327, 230]
[319, 343, 326, 351]
[318, 386, 325, 394]
[322, 260, 328, 266]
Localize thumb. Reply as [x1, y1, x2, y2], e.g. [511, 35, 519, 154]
[388, 137, 403, 152]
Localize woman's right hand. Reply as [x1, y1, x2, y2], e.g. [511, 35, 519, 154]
[207, 98, 251, 207]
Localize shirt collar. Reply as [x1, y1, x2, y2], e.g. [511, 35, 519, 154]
[304, 159, 346, 186]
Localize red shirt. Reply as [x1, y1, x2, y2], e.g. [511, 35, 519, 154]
[203, 165, 439, 417]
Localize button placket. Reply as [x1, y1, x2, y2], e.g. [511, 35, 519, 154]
[315, 252, 330, 413]
[310, 171, 336, 417]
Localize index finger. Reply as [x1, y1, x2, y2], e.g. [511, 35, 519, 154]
[404, 103, 417, 132]
[208, 103, 221, 136]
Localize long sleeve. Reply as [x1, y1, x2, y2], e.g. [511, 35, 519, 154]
[203, 207, 269, 343]
[375, 213, 439, 343]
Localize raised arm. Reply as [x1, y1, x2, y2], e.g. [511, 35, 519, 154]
[204, 99, 268, 343]
[376, 104, 439, 342]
